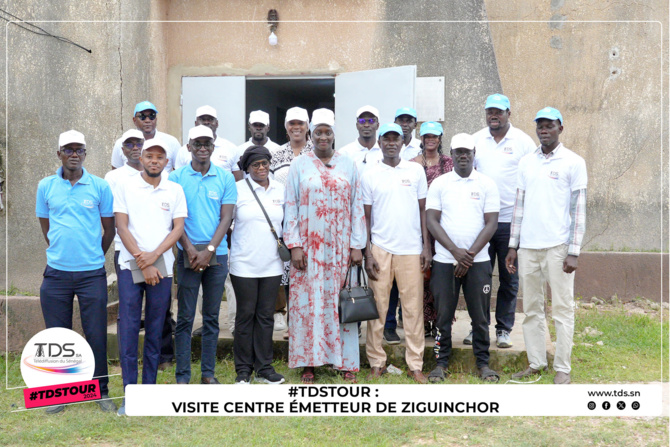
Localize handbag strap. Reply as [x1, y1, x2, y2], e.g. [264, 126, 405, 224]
[246, 178, 282, 245]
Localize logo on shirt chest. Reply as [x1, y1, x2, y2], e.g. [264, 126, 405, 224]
[400, 178, 411, 186]
[272, 199, 283, 206]
[503, 146, 514, 154]
[549, 170, 560, 180]
[80, 199, 94, 209]
[208, 190, 219, 201]
[161, 202, 170, 211]
[470, 191, 481, 200]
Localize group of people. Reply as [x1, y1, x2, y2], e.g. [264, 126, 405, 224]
[36, 93, 587, 415]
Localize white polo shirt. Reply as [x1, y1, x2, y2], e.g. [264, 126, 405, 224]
[230, 178, 285, 277]
[426, 170, 500, 264]
[113, 173, 188, 273]
[517, 144, 587, 250]
[173, 136, 240, 172]
[339, 139, 382, 176]
[361, 160, 428, 255]
[105, 164, 141, 251]
[237, 138, 282, 157]
[400, 136, 421, 160]
[111, 130, 181, 172]
[473, 123, 536, 222]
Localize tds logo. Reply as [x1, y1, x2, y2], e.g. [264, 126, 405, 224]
[35, 343, 77, 358]
[161, 202, 171, 211]
[471, 191, 481, 200]
[503, 146, 513, 154]
[549, 171, 559, 180]
[401, 179, 411, 186]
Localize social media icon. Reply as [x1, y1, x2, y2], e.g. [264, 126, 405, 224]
[617, 401, 626, 410]
[632, 401, 640, 410]
[602, 401, 611, 410]
[587, 401, 596, 410]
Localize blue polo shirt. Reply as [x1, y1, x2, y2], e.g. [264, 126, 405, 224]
[36, 167, 114, 271]
[169, 162, 237, 255]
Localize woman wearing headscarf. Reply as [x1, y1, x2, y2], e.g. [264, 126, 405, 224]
[269, 107, 313, 335]
[283, 108, 366, 384]
[411, 122, 454, 338]
[230, 146, 285, 384]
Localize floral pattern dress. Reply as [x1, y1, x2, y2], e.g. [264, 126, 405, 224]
[283, 151, 366, 370]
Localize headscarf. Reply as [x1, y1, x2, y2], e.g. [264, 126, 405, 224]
[238, 145, 272, 172]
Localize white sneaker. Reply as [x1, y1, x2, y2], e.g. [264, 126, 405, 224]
[273, 313, 287, 332]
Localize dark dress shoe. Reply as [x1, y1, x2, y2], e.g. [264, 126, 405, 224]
[201, 377, 220, 384]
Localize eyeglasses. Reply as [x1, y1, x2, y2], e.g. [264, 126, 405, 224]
[122, 141, 144, 149]
[136, 112, 157, 121]
[357, 118, 377, 124]
[250, 160, 270, 169]
[61, 148, 86, 156]
[190, 141, 214, 149]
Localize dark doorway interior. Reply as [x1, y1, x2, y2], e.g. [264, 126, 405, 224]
[245, 77, 335, 145]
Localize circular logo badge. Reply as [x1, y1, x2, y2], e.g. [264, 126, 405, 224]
[483, 285, 491, 294]
[20, 328, 95, 388]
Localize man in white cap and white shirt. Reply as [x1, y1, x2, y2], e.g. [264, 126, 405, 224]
[339, 105, 382, 174]
[237, 110, 281, 157]
[111, 100, 181, 172]
[114, 137, 187, 416]
[469, 94, 536, 349]
[394, 107, 422, 161]
[174, 105, 243, 181]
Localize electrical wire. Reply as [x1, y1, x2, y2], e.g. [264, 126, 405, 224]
[0, 8, 91, 53]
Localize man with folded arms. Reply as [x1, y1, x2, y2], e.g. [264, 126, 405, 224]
[169, 125, 236, 385]
[426, 133, 500, 383]
[363, 123, 431, 383]
[506, 107, 587, 385]
[114, 139, 186, 415]
[36, 130, 116, 414]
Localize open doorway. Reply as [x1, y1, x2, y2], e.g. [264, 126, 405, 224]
[245, 77, 335, 145]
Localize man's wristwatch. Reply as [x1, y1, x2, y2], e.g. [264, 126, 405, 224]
[207, 245, 215, 253]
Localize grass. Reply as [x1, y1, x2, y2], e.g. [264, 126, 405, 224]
[0, 307, 667, 446]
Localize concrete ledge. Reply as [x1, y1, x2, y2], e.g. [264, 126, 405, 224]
[576, 252, 668, 302]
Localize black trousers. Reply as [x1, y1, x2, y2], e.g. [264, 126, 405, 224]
[231, 274, 282, 375]
[430, 261, 492, 369]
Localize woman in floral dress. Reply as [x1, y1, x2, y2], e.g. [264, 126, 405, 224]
[283, 108, 366, 383]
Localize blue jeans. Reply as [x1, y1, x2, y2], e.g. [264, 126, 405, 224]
[487, 222, 519, 332]
[175, 250, 227, 382]
[40, 265, 110, 395]
[117, 268, 172, 390]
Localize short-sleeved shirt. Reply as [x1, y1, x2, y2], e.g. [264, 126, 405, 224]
[426, 170, 500, 264]
[36, 167, 114, 271]
[105, 164, 142, 251]
[230, 178, 285, 277]
[361, 160, 428, 255]
[473, 123, 536, 222]
[339, 139, 381, 176]
[169, 163, 237, 255]
[517, 143, 588, 249]
[111, 130, 181, 172]
[113, 173, 188, 272]
[173, 136, 240, 172]
[237, 138, 281, 158]
[400, 137, 422, 161]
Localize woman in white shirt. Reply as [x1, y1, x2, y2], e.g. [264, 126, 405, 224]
[230, 146, 286, 385]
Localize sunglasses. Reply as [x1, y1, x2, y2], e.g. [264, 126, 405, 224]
[357, 118, 377, 124]
[122, 141, 144, 149]
[190, 141, 214, 149]
[135, 112, 157, 121]
[250, 160, 270, 169]
[62, 148, 86, 156]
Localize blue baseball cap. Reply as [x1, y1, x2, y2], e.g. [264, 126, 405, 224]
[394, 107, 417, 119]
[420, 121, 443, 136]
[378, 123, 403, 137]
[485, 94, 510, 111]
[534, 107, 563, 125]
[133, 101, 158, 116]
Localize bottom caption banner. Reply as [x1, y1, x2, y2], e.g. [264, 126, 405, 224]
[125, 384, 662, 417]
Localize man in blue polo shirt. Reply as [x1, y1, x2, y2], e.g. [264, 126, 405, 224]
[36, 130, 117, 414]
[169, 125, 237, 384]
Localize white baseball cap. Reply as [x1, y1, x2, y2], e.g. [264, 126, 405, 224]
[58, 130, 86, 147]
[120, 129, 143, 143]
[249, 110, 270, 125]
[284, 107, 309, 125]
[142, 138, 168, 154]
[356, 105, 379, 119]
[188, 125, 214, 140]
[310, 108, 335, 133]
[195, 105, 217, 119]
[450, 133, 475, 150]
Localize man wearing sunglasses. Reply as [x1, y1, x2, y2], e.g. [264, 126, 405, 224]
[339, 105, 382, 174]
[169, 125, 237, 385]
[36, 130, 117, 414]
[110, 101, 181, 173]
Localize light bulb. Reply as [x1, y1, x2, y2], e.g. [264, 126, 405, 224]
[269, 32, 278, 46]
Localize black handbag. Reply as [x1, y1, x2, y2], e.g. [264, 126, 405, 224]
[246, 179, 292, 262]
[338, 265, 379, 324]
